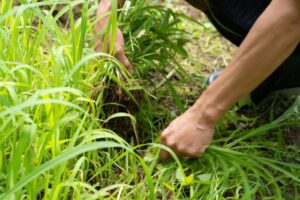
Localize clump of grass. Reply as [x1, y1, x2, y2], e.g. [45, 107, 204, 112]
[0, 0, 299, 199]
[0, 0, 152, 199]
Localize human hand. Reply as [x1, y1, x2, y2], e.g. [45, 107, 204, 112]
[94, 0, 132, 74]
[160, 106, 216, 160]
[94, 28, 133, 74]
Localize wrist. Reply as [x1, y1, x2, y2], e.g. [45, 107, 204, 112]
[190, 91, 226, 126]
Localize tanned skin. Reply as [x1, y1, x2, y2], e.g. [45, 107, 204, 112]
[94, 0, 132, 73]
[95, 0, 300, 160]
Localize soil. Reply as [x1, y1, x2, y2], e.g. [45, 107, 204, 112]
[237, 95, 300, 145]
[91, 82, 144, 145]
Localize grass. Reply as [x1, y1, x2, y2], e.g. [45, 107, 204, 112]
[0, 0, 299, 199]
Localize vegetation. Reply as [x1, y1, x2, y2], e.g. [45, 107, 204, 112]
[0, 0, 299, 199]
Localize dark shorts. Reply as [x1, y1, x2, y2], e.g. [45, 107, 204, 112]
[194, 0, 300, 103]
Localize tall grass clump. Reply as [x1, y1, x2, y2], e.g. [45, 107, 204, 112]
[0, 0, 299, 199]
[0, 0, 152, 199]
[0, 0, 191, 198]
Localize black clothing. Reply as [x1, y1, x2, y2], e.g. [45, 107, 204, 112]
[192, 0, 300, 103]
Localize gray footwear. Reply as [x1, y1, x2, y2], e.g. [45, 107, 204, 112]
[205, 71, 222, 86]
[204, 71, 300, 108]
[205, 71, 300, 97]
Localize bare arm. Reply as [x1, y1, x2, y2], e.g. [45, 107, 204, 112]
[161, 0, 300, 159]
[195, 0, 300, 122]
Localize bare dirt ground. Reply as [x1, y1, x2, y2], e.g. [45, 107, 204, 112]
[166, 0, 236, 73]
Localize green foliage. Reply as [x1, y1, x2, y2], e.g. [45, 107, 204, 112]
[121, 1, 189, 76]
[0, 0, 299, 199]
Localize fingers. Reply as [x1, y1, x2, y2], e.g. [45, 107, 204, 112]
[159, 149, 171, 161]
[94, 28, 133, 74]
[159, 144, 203, 161]
[94, 35, 133, 74]
[115, 49, 133, 74]
[159, 122, 209, 161]
[159, 129, 172, 161]
[94, 39, 103, 52]
[114, 29, 133, 74]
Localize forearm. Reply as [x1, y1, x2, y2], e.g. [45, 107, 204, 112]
[194, 0, 300, 122]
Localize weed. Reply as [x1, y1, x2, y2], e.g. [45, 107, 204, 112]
[0, 0, 299, 199]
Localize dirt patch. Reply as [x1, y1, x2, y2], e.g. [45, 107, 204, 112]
[91, 82, 145, 144]
[237, 95, 300, 145]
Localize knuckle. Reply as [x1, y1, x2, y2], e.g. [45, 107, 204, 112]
[160, 131, 168, 139]
[123, 60, 131, 70]
[189, 149, 202, 157]
[94, 41, 103, 51]
[165, 139, 176, 147]
[124, 59, 131, 67]
[176, 145, 186, 153]
[161, 128, 172, 138]
[115, 49, 124, 56]
[169, 121, 175, 128]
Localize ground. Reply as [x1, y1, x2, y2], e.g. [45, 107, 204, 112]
[1, 1, 300, 199]
[157, 0, 300, 145]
